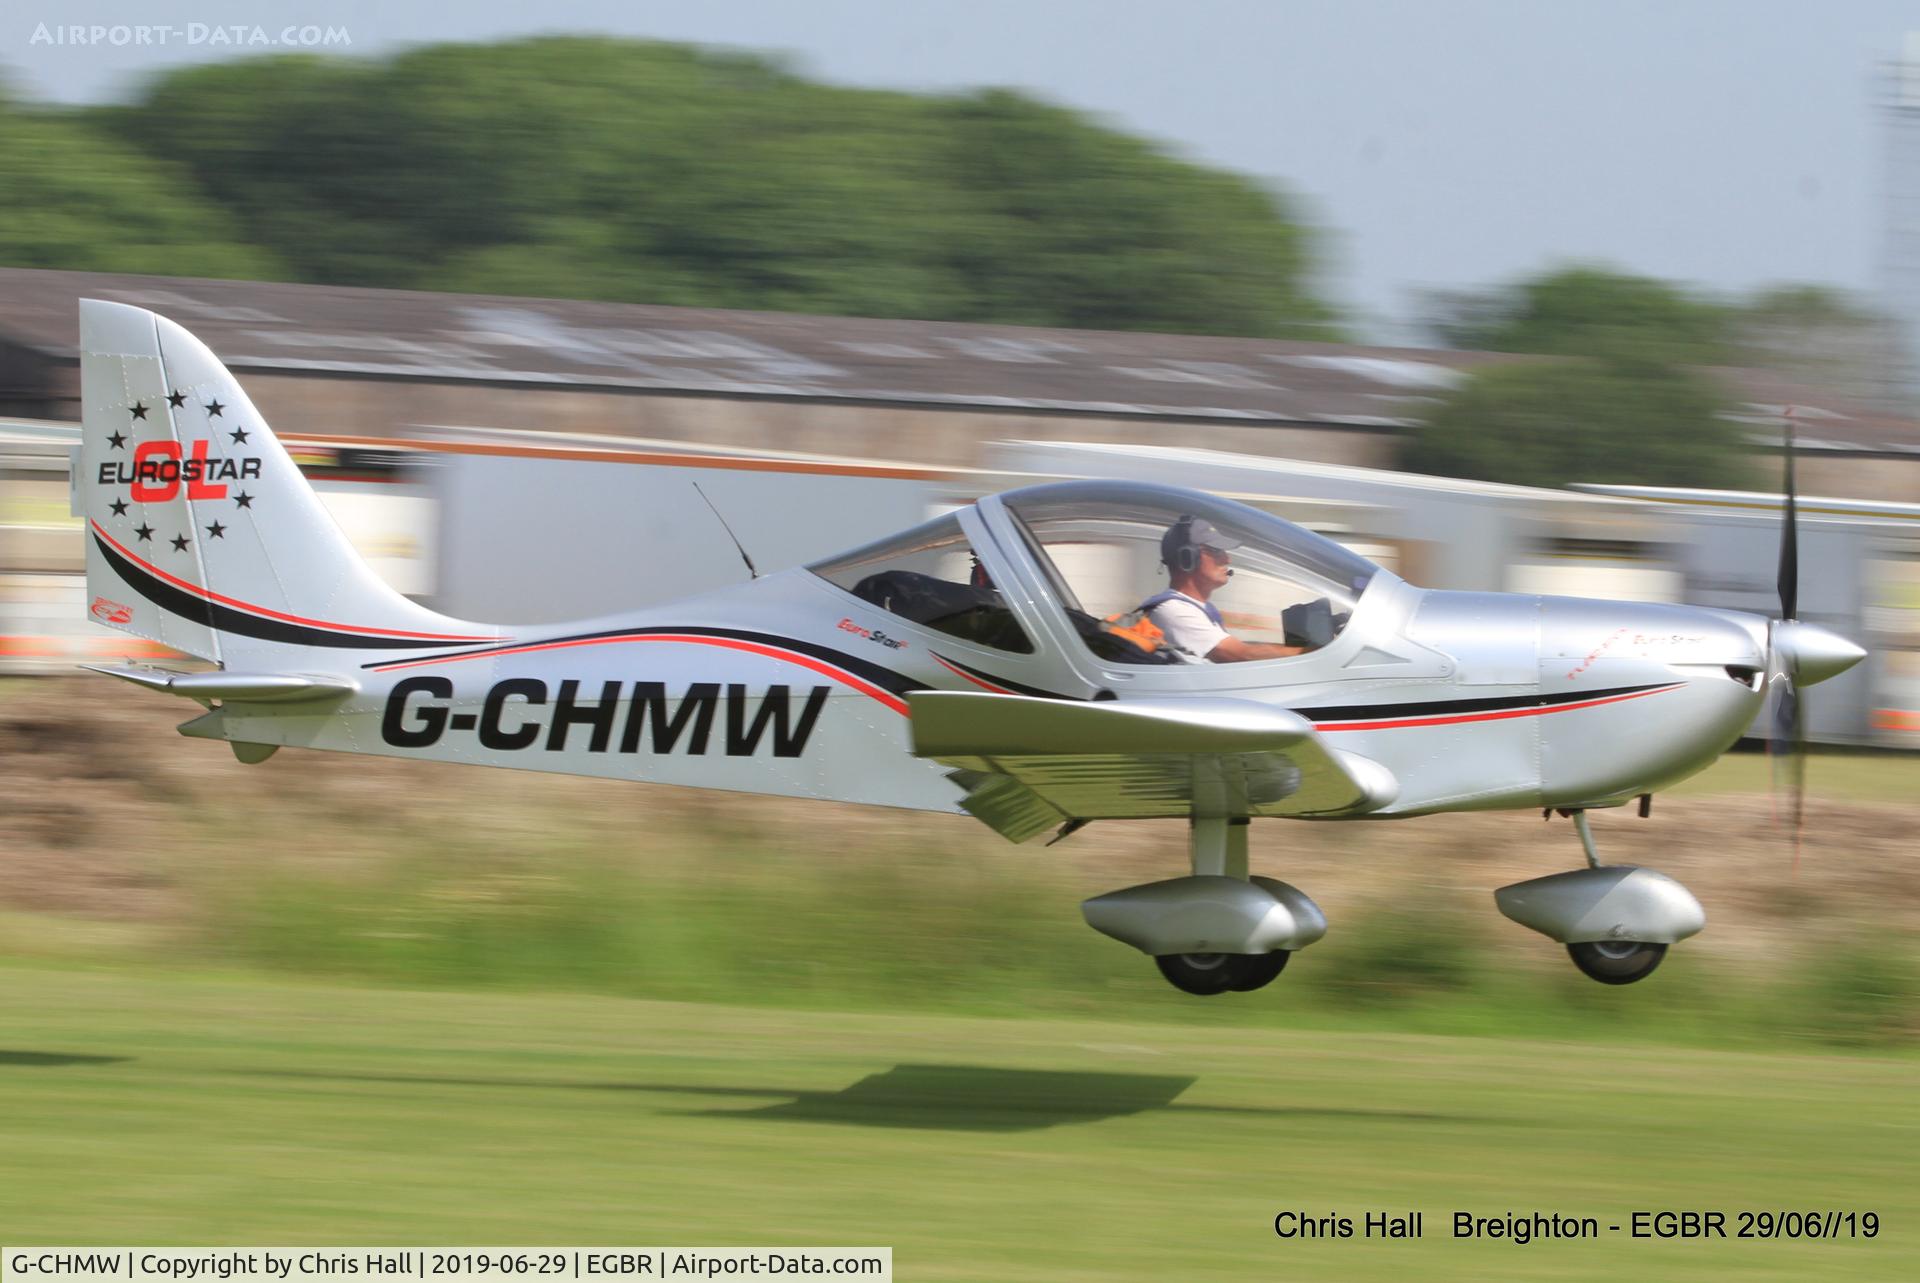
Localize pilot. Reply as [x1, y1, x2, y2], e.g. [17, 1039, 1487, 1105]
[1148, 516, 1306, 663]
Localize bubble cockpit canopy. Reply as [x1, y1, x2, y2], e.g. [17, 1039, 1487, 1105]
[809, 480, 1382, 666]
[1000, 481, 1381, 664]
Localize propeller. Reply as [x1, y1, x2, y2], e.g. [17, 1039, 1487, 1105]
[1767, 408, 1803, 866]
[1764, 407, 1866, 870]
[1777, 406, 1798, 621]
[1765, 622, 1805, 867]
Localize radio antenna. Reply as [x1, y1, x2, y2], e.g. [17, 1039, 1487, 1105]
[691, 480, 760, 580]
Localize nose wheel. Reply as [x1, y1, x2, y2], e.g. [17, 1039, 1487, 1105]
[1155, 950, 1290, 995]
[1499, 809, 1700, 986]
[1564, 811, 1668, 986]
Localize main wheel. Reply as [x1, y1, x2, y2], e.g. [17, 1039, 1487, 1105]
[1227, 951, 1290, 992]
[1567, 939, 1668, 985]
[1155, 952, 1240, 995]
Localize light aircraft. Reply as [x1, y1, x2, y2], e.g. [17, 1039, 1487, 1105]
[74, 300, 1866, 995]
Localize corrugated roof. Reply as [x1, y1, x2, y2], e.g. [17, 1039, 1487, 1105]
[1, 267, 1915, 448]
[999, 440, 1648, 504]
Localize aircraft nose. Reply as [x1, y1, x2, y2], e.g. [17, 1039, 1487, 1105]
[1772, 621, 1867, 687]
[1537, 600, 1769, 803]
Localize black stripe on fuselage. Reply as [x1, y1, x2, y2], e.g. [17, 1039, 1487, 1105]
[929, 651, 1078, 700]
[95, 530, 445, 650]
[1290, 682, 1678, 724]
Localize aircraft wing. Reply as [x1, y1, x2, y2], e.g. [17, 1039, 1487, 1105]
[909, 692, 1398, 841]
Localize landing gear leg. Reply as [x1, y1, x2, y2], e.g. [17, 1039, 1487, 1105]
[1188, 814, 1248, 879]
[1570, 809, 1601, 869]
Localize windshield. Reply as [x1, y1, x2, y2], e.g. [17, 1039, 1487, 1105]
[1002, 481, 1379, 664]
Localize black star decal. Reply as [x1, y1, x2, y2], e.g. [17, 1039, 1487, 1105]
[167, 390, 186, 408]
[234, 491, 254, 509]
[170, 534, 190, 552]
[107, 431, 127, 450]
[229, 426, 250, 444]
[204, 399, 225, 417]
[205, 521, 226, 539]
[130, 402, 149, 420]
[135, 523, 154, 542]
[110, 498, 129, 516]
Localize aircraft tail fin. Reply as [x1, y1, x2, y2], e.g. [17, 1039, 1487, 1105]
[77, 299, 504, 665]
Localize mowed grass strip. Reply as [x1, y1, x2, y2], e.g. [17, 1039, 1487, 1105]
[0, 966, 1910, 1281]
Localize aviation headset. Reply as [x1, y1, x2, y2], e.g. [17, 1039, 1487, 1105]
[1165, 515, 1203, 573]
[1162, 515, 1238, 578]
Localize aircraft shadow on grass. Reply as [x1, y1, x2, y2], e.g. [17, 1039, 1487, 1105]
[0, 1051, 131, 1067]
[670, 1065, 1199, 1131]
[244, 1063, 1467, 1133]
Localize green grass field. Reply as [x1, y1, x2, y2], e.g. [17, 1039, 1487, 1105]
[2, 685, 1913, 1276]
[1669, 745, 1920, 802]
[0, 965, 1910, 1280]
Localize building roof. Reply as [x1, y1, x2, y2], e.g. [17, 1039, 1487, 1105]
[1, 267, 1916, 450]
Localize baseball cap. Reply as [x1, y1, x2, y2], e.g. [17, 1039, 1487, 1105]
[1161, 515, 1241, 564]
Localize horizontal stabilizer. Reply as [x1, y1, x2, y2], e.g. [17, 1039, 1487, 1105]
[82, 664, 359, 703]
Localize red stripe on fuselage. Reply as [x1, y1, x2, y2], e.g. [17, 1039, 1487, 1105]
[1312, 683, 1683, 732]
[90, 520, 501, 642]
[930, 652, 1017, 695]
[373, 632, 910, 715]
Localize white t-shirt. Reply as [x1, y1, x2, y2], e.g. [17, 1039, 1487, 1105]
[1148, 592, 1229, 660]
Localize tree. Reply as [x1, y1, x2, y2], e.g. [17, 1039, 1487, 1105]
[1728, 284, 1912, 414]
[0, 93, 277, 278]
[1406, 265, 1757, 489]
[83, 38, 1342, 337]
[930, 89, 1340, 337]
[1420, 265, 1731, 366]
[1403, 356, 1750, 490]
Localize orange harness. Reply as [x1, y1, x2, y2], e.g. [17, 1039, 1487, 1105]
[1099, 608, 1166, 656]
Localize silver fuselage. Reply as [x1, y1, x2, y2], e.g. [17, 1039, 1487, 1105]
[191, 494, 1769, 820]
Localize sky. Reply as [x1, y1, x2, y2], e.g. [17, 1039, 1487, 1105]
[6, 0, 1918, 341]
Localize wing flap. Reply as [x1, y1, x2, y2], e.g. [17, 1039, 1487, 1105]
[945, 769, 1068, 843]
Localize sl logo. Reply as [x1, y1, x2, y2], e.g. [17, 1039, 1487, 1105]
[132, 439, 226, 502]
